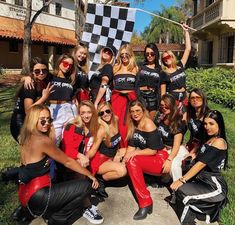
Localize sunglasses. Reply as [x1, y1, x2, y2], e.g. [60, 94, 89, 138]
[120, 53, 130, 59]
[61, 60, 73, 69]
[98, 109, 111, 117]
[39, 118, 53, 126]
[33, 69, 48, 75]
[162, 55, 172, 62]
[146, 52, 155, 57]
[190, 96, 202, 101]
[160, 105, 170, 110]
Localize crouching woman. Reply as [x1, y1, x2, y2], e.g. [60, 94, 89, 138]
[18, 104, 98, 225]
[124, 100, 168, 220]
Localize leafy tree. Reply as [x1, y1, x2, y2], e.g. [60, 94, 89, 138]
[141, 6, 185, 44]
[131, 31, 145, 45]
[22, 0, 53, 75]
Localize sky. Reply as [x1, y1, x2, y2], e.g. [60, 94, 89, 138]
[125, 0, 176, 34]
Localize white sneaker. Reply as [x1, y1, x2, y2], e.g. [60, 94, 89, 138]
[83, 205, 104, 224]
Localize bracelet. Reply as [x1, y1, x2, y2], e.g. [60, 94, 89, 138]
[100, 84, 108, 88]
[179, 177, 187, 184]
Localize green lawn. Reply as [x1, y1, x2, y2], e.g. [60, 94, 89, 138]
[0, 86, 234, 224]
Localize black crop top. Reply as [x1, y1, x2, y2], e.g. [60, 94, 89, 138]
[157, 121, 186, 147]
[197, 144, 227, 173]
[161, 61, 186, 92]
[137, 65, 161, 89]
[18, 157, 50, 184]
[74, 67, 89, 90]
[99, 133, 121, 157]
[113, 74, 136, 91]
[128, 129, 164, 150]
[48, 76, 74, 102]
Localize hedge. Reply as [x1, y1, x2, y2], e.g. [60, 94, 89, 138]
[186, 67, 235, 110]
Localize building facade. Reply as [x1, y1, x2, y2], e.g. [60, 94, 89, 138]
[190, 0, 235, 67]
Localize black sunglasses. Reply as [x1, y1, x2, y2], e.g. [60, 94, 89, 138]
[33, 69, 48, 75]
[146, 52, 155, 57]
[98, 109, 111, 117]
[39, 118, 53, 126]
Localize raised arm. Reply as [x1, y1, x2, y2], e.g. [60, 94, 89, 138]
[180, 23, 191, 67]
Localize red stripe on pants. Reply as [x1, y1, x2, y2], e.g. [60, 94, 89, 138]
[111, 90, 136, 148]
[126, 150, 168, 208]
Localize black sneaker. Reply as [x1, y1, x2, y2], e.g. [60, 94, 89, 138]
[83, 205, 104, 224]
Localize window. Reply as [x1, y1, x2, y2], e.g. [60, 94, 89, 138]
[55, 3, 62, 16]
[15, 0, 23, 6]
[201, 41, 213, 64]
[42, 0, 50, 13]
[206, 0, 215, 7]
[56, 46, 62, 55]
[43, 45, 49, 54]
[227, 36, 234, 63]
[9, 40, 19, 53]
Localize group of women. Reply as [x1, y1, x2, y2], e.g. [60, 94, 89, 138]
[10, 23, 228, 225]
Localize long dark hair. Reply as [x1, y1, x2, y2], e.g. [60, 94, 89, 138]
[187, 88, 210, 121]
[143, 43, 160, 69]
[203, 110, 228, 168]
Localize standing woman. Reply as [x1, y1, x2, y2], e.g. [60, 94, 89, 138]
[156, 94, 188, 203]
[124, 100, 168, 220]
[48, 54, 77, 144]
[112, 44, 139, 147]
[10, 57, 53, 142]
[160, 24, 191, 120]
[72, 43, 90, 103]
[89, 46, 116, 108]
[186, 88, 210, 157]
[87, 102, 127, 181]
[137, 43, 163, 119]
[171, 110, 228, 225]
[18, 104, 99, 225]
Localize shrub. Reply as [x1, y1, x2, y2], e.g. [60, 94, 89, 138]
[186, 67, 235, 110]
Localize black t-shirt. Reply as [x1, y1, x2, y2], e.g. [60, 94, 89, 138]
[161, 61, 186, 92]
[13, 87, 41, 115]
[89, 64, 113, 101]
[73, 67, 89, 91]
[113, 74, 136, 91]
[157, 120, 186, 147]
[197, 144, 227, 173]
[48, 76, 74, 101]
[188, 118, 204, 143]
[99, 133, 121, 157]
[137, 64, 161, 90]
[128, 128, 164, 150]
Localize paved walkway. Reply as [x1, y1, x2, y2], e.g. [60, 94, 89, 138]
[30, 185, 219, 225]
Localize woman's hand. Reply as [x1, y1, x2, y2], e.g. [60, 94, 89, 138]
[88, 175, 99, 189]
[123, 150, 137, 163]
[170, 179, 184, 191]
[162, 159, 172, 174]
[23, 76, 34, 89]
[42, 83, 54, 99]
[77, 153, 90, 167]
[181, 23, 189, 32]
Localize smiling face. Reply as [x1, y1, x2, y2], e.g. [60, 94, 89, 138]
[120, 48, 130, 65]
[204, 117, 219, 137]
[36, 109, 52, 133]
[59, 58, 74, 73]
[130, 105, 144, 122]
[98, 105, 112, 123]
[160, 100, 171, 116]
[32, 63, 48, 81]
[75, 46, 87, 63]
[102, 48, 113, 63]
[79, 105, 93, 125]
[145, 47, 156, 64]
[162, 52, 173, 67]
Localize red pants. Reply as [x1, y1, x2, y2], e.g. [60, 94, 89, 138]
[126, 150, 168, 208]
[90, 151, 111, 175]
[19, 174, 50, 207]
[111, 90, 136, 148]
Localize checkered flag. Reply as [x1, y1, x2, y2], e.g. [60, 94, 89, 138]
[81, 3, 136, 77]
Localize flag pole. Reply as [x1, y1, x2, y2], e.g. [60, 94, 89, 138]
[137, 8, 197, 31]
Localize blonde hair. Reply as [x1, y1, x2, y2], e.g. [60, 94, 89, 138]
[97, 102, 118, 146]
[113, 44, 138, 74]
[127, 100, 149, 140]
[72, 43, 90, 74]
[70, 100, 99, 141]
[97, 48, 115, 70]
[161, 50, 177, 71]
[19, 105, 55, 145]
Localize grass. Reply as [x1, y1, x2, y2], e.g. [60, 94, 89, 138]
[0, 86, 234, 224]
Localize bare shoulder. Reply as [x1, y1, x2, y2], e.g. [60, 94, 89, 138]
[212, 138, 227, 150]
[143, 118, 156, 132]
[31, 134, 54, 148]
[97, 125, 106, 137]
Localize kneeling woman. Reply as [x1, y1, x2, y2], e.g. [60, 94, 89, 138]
[171, 110, 228, 225]
[18, 104, 98, 225]
[87, 102, 127, 181]
[124, 100, 168, 220]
